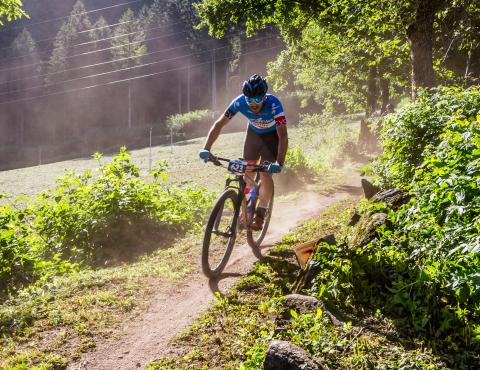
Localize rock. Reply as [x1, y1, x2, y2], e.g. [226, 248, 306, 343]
[348, 210, 361, 226]
[301, 260, 322, 291]
[370, 188, 410, 210]
[282, 294, 345, 328]
[361, 178, 382, 199]
[353, 212, 388, 248]
[283, 294, 324, 316]
[263, 340, 323, 370]
[317, 234, 336, 246]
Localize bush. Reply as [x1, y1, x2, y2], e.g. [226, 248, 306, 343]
[166, 110, 216, 139]
[371, 86, 480, 189]
[307, 93, 480, 357]
[0, 148, 213, 297]
[295, 113, 359, 169]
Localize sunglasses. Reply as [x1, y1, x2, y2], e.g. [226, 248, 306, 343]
[245, 95, 265, 104]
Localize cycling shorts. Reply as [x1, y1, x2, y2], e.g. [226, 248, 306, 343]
[243, 127, 278, 163]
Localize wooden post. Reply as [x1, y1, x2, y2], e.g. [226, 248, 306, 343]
[149, 127, 152, 172]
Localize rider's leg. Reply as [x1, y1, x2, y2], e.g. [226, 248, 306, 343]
[258, 172, 273, 208]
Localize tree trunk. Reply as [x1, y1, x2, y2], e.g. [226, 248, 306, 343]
[366, 65, 378, 117]
[380, 77, 389, 114]
[407, 0, 437, 99]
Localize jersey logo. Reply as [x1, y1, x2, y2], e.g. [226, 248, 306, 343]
[250, 119, 275, 129]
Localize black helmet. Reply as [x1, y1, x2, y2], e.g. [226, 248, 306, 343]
[242, 74, 268, 98]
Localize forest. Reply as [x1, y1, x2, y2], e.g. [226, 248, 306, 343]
[0, 0, 281, 170]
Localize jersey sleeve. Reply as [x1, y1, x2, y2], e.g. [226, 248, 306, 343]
[224, 96, 241, 119]
[271, 97, 287, 126]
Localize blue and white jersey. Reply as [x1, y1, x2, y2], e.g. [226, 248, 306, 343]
[224, 94, 287, 134]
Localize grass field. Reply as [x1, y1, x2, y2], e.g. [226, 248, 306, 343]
[0, 132, 243, 200]
[0, 122, 360, 200]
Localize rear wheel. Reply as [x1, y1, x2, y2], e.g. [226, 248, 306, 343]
[247, 182, 274, 250]
[202, 188, 239, 278]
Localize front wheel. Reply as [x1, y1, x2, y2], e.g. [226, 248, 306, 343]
[202, 188, 239, 278]
[247, 182, 274, 250]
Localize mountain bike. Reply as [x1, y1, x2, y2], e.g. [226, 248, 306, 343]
[202, 154, 274, 278]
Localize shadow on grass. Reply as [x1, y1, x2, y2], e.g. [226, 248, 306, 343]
[208, 272, 243, 297]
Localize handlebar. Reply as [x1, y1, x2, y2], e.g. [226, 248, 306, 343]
[208, 154, 270, 174]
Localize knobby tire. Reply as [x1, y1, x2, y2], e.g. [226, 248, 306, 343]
[202, 188, 239, 278]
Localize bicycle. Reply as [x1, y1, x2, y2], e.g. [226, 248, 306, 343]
[202, 154, 274, 278]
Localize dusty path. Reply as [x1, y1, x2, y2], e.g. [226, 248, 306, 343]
[77, 173, 363, 370]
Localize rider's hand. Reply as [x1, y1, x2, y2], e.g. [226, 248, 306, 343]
[199, 149, 211, 162]
[268, 162, 282, 174]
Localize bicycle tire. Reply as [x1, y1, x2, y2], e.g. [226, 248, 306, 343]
[246, 181, 274, 249]
[202, 188, 239, 278]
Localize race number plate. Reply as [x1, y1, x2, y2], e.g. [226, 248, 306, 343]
[228, 159, 247, 174]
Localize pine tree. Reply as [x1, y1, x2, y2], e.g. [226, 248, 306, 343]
[45, 0, 93, 84]
[89, 16, 112, 44]
[147, 0, 169, 28]
[11, 28, 36, 56]
[110, 8, 147, 70]
[9, 28, 39, 147]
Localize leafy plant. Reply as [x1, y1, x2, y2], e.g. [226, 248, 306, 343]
[0, 148, 213, 297]
[305, 89, 480, 362]
[371, 86, 480, 189]
[166, 109, 216, 138]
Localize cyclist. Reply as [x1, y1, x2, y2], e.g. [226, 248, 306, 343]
[199, 74, 288, 230]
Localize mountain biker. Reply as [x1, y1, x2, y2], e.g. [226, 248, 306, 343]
[199, 74, 288, 230]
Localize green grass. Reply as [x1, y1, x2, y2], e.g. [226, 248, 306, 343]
[0, 233, 201, 369]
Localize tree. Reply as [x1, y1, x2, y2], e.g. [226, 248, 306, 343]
[0, 0, 28, 25]
[89, 16, 112, 46]
[45, 0, 94, 84]
[5, 28, 38, 146]
[196, 0, 480, 102]
[110, 8, 147, 69]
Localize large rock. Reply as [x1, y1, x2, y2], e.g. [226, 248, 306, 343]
[370, 188, 410, 210]
[361, 178, 382, 199]
[353, 212, 388, 248]
[263, 340, 323, 370]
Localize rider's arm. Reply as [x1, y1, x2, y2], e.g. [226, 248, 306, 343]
[203, 114, 231, 151]
[276, 124, 288, 166]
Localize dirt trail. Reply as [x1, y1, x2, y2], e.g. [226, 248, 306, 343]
[77, 173, 363, 370]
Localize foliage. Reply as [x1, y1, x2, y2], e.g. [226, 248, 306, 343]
[197, 0, 480, 112]
[89, 16, 112, 42]
[295, 113, 359, 169]
[305, 92, 480, 363]
[371, 86, 480, 189]
[10, 27, 36, 55]
[0, 0, 28, 25]
[166, 109, 215, 137]
[0, 148, 212, 297]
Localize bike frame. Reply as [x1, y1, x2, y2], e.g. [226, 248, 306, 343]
[210, 156, 266, 235]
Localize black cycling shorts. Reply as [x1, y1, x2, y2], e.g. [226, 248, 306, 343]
[243, 128, 278, 163]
